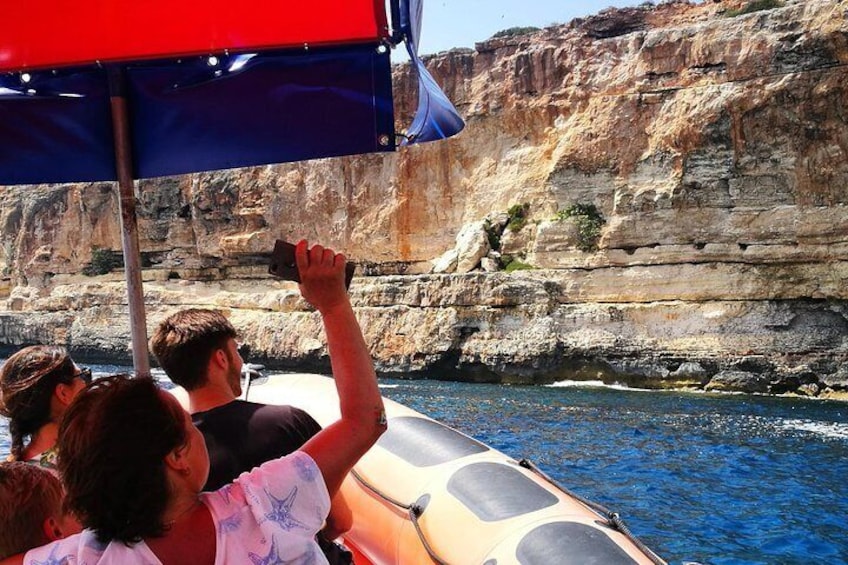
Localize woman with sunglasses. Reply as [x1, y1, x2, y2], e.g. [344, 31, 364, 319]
[0, 346, 91, 469]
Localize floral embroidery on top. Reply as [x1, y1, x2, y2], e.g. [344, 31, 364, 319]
[248, 536, 285, 565]
[293, 454, 319, 482]
[263, 486, 308, 532]
[27, 544, 71, 565]
[218, 511, 243, 534]
[26, 447, 58, 470]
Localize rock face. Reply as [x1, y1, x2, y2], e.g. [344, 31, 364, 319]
[0, 0, 847, 397]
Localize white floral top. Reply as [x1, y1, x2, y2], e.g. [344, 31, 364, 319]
[25, 451, 331, 565]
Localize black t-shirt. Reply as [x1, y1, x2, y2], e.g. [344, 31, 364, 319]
[193, 400, 322, 491]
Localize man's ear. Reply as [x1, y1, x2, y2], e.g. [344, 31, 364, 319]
[42, 517, 64, 542]
[211, 348, 228, 372]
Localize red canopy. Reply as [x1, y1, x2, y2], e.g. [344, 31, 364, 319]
[0, 0, 388, 71]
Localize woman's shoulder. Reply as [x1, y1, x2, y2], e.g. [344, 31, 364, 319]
[251, 451, 323, 487]
[205, 452, 322, 499]
[23, 531, 94, 564]
[203, 451, 328, 520]
[201, 452, 330, 563]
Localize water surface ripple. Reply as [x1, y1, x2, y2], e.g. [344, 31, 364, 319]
[380, 379, 848, 565]
[1, 368, 845, 564]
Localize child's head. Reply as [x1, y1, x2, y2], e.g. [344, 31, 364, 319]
[0, 462, 81, 559]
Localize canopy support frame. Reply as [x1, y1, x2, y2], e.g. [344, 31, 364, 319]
[108, 66, 150, 377]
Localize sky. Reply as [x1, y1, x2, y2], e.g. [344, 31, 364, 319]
[393, 0, 646, 60]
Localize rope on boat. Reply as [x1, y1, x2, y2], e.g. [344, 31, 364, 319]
[408, 504, 450, 565]
[517, 458, 667, 565]
[350, 469, 450, 565]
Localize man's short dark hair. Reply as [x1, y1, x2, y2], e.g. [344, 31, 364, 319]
[149, 309, 237, 390]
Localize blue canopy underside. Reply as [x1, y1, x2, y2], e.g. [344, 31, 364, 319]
[400, 0, 465, 144]
[0, 1, 467, 186]
[0, 45, 395, 184]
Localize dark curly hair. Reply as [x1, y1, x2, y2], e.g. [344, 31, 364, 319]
[57, 375, 187, 545]
[0, 345, 76, 461]
[149, 309, 237, 390]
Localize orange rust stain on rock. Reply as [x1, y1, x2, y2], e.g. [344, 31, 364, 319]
[729, 108, 746, 167]
[396, 150, 413, 261]
[439, 142, 455, 208]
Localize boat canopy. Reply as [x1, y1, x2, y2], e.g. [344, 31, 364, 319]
[0, 0, 464, 376]
[0, 0, 389, 71]
[0, 0, 464, 184]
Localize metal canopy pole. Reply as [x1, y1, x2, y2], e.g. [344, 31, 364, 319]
[107, 66, 150, 378]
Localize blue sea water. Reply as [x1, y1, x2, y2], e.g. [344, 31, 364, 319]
[1, 365, 846, 565]
[378, 379, 848, 565]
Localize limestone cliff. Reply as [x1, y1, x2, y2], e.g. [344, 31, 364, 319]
[1, 0, 846, 397]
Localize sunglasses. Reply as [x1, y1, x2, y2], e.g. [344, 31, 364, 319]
[74, 367, 93, 385]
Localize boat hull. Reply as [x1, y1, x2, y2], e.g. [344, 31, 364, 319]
[172, 373, 662, 564]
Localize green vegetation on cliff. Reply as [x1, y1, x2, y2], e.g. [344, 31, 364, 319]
[726, 0, 783, 17]
[492, 26, 541, 39]
[555, 203, 605, 252]
[82, 247, 124, 276]
[502, 255, 534, 272]
[507, 203, 530, 232]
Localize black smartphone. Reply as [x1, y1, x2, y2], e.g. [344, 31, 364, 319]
[268, 240, 355, 289]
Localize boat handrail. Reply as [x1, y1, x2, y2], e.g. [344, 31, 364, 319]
[350, 468, 450, 565]
[518, 458, 667, 565]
